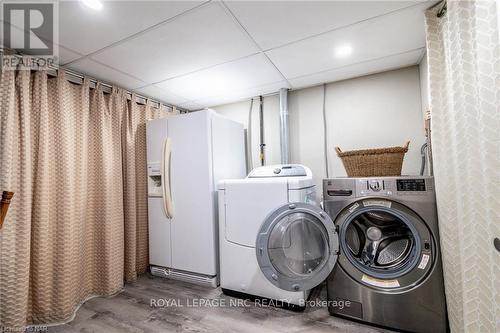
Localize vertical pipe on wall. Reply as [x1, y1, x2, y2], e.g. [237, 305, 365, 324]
[246, 98, 254, 173]
[259, 96, 265, 166]
[425, 115, 434, 176]
[279, 88, 290, 164]
[322, 84, 330, 178]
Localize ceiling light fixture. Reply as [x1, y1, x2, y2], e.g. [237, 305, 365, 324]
[334, 44, 353, 58]
[80, 0, 103, 10]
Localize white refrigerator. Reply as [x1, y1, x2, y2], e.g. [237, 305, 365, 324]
[146, 110, 245, 287]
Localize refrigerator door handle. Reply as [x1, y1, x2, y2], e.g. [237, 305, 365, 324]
[161, 137, 174, 219]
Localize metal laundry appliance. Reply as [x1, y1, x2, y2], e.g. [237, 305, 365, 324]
[323, 176, 447, 333]
[248, 174, 447, 332]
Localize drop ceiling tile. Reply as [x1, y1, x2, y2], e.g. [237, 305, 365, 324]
[65, 58, 146, 90]
[58, 46, 84, 65]
[0, 20, 21, 48]
[288, 49, 424, 89]
[155, 54, 285, 102]
[0, 21, 74, 62]
[226, 1, 426, 50]
[0, 21, 81, 65]
[266, 2, 429, 80]
[59, 1, 204, 56]
[135, 84, 189, 106]
[92, 2, 259, 84]
[192, 80, 289, 107]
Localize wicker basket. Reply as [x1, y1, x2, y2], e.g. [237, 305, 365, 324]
[335, 141, 410, 177]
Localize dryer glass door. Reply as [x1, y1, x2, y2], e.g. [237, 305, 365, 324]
[256, 203, 339, 292]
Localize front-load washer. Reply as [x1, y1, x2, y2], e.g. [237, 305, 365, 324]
[245, 175, 447, 332]
[217, 164, 318, 306]
[323, 177, 447, 333]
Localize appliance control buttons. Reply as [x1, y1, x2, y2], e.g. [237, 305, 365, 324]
[369, 180, 382, 191]
[273, 168, 281, 174]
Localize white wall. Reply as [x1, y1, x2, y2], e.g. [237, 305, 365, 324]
[324, 66, 425, 178]
[215, 95, 281, 171]
[212, 66, 426, 197]
[419, 52, 430, 115]
[289, 85, 327, 193]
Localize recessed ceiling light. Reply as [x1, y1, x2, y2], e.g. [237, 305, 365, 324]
[80, 0, 103, 10]
[334, 44, 353, 58]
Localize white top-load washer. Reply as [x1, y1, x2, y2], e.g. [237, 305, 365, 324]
[217, 164, 317, 306]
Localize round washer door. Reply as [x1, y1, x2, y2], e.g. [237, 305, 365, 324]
[256, 203, 339, 292]
[335, 198, 434, 290]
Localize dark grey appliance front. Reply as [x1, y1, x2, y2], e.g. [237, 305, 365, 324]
[323, 176, 447, 333]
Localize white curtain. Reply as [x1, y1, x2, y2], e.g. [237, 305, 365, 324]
[425, 1, 500, 332]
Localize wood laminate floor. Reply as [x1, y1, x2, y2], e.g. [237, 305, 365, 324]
[48, 274, 393, 333]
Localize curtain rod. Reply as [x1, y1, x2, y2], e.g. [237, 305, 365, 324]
[426, 0, 446, 18]
[3, 51, 284, 111]
[437, 1, 447, 18]
[428, 0, 447, 18]
[49, 67, 186, 112]
[1, 51, 187, 113]
[48, 67, 187, 112]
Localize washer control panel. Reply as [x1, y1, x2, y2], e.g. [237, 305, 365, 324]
[358, 179, 392, 196]
[357, 178, 431, 196]
[369, 180, 382, 191]
[358, 179, 430, 196]
[323, 177, 433, 199]
[396, 179, 426, 191]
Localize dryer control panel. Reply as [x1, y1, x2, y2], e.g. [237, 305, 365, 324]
[247, 164, 309, 178]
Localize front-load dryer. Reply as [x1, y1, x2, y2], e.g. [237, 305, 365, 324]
[218, 164, 322, 306]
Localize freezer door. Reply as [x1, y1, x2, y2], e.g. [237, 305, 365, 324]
[146, 118, 172, 268]
[168, 111, 217, 276]
[146, 118, 167, 165]
[148, 197, 172, 268]
[147, 118, 168, 197]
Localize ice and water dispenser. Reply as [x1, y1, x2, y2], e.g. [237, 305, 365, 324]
[148, 162, 162, 197]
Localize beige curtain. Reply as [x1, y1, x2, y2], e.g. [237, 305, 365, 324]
[425, 1, 500, 332]
[0, 68, 171, 329]
[122, 96, 170, 282]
